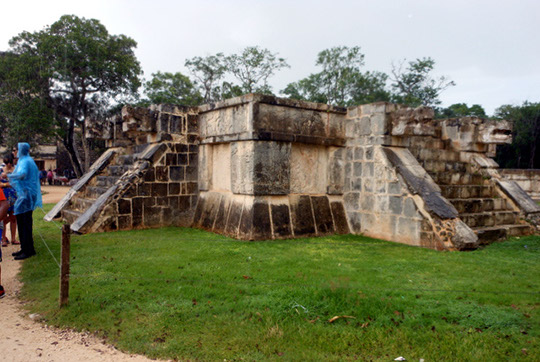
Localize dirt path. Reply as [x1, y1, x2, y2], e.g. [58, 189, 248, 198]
[0, 186, 157, 361]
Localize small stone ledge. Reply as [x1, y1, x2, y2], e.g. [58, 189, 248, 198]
[199, 93, 347, 114]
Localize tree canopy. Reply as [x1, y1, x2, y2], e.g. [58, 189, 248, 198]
[495, 102, 540, 169]
[4, 15, 142, 175]
[390, 57, 455, 108]
[143, 71, 202, 106]
[283, 46, 390, 107]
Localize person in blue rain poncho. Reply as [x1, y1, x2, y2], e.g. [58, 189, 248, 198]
[8, 143, 42, 260]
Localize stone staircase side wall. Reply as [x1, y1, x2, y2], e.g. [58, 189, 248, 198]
[72, 141, 199, 233]
[343, 103, 479, 250]
[44, 149, 117, 221]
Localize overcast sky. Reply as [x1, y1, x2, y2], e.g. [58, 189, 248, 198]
[2, 0, 539, 115]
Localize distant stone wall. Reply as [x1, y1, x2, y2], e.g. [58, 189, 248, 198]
[500, 169, 540, 200]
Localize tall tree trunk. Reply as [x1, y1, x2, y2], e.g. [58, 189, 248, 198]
[64, 118, 83, 178]
[81, 120, 91, 172]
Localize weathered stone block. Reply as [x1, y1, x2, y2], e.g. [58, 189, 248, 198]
[388, 181, 401, 195]
[344, 192, 360, 211]
[360, 194, 375, 210]
[132, 198, 143, 217]
[201, 193, 221, 230]
[225, 200, 243, 236]
[169, 166, 185, 181]
[143, 205, 162, 226]
[352, 178, 362, 191]
[118, 215, 132, 230]
[117, 199, 131, 215]
[403, 197, 418, 218]
[169, 183, 180, 195]
[354, 163, 362, 177]
[186, 166, 198, 182]
[152, 183, 168, 197]
[138, 183, 152, 197]
[389, 196, 403, 215]
[347, 211, 362, 233]
[290, 195, 316, 236]
[213, 197, 231, 232]
[354, 147, 364, 160]
[253, 142, 291, 195]
[271, 203, 292, 238]
[156, 166, 168, 181]
[311, 196, 335, 234]
[331, 202, 349, 234]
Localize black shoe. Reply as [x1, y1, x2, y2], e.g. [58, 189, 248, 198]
[14, 252, 35, 260]
[0, 285, 5, 299]
[12, 250, 23, 257]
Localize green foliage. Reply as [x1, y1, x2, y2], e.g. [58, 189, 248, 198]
[495, 101, 540, 168]
[185, 53, 227, 103]
[143, 71, 202, 106]
[225, 46, 289, 94]
[0, 51, 55, 147]
[391, 57, 455, 107]
[4, 14, 142, 175]
[436, 103, 487, 119]
[23, 206, 540, 361]
[283, 46, 390, 107]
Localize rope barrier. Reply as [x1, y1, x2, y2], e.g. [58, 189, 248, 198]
[36, 228, 60, 269]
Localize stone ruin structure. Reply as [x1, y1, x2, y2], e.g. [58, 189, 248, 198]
[45, 94, 540, 251]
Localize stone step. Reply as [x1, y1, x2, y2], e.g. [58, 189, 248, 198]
[62, 209, 82, 225]
[423, 160, 469, 173]
[440, 185, 496, 199]
[429, 172, 486, 186]
[117, 154, 134, 165]
[460, 211, 520, 228]
[70, 197, 96, 212]
[86, 186, 110, 199]
[107, 165, 130, 177]
[96, 175, 119, 187]
[450, 198, 512, 214]
[473, 224, 532, 245]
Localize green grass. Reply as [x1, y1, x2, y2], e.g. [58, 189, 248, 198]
[20, 204, 540, 361]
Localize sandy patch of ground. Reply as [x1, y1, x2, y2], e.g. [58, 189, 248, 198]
[41, 185, 71, 204]
[0, 186, 159, 361]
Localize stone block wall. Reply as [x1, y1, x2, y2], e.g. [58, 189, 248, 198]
[195, 95, 350, 240]
[50, 94, 539, 250]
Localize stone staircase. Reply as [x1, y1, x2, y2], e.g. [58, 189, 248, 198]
[61, 154, 136, 225]
[425, 161, 532, 244]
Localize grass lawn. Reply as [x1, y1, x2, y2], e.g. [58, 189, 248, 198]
[20, 204, 540, 361]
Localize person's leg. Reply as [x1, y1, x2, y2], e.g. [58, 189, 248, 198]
[9, 214, 17, 244]
[1, 221, 6, 246]
[17, 212, 35, 256]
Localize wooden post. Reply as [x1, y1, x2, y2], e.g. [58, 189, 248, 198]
[59, 224, 71, 307]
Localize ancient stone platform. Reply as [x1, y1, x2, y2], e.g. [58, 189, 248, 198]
[45, 94, 540, 250]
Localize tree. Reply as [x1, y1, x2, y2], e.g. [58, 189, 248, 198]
[143, 71, 202, 106]
[283, 46, 390, 107]
[390, 57, 455, 108]
[494, 102, 540, 169]
[0, 52, 55, 148]
[436, 103, 486, 119]
[225, 46, 289, 94]
[7, 15, 142, 176]
[185, 53, 226, 103]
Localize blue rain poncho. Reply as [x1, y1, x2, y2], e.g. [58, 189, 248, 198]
[7, 143, 43, 215]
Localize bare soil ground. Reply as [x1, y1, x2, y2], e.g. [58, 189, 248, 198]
[0, 186, 156, 361]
